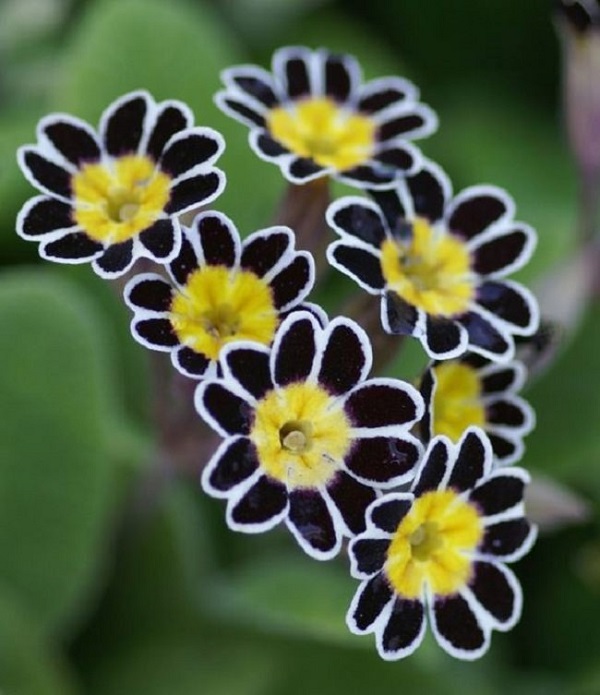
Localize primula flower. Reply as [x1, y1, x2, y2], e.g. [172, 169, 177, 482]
[124, 210, 316, 378]
[346, 427, 536, 660]
[17, 90, 225, 278]
[215, 46, 437, 189]
[419, 354, 535, 465]
[196, 311, 424, 560]
[327, 161, 539, 361]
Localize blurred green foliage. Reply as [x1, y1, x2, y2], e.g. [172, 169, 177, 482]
[0, 0, 598, 693]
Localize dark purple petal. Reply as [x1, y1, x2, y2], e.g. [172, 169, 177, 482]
[359, 79, 414, 114]
[318, 322, 369, 396]
[269, 255, 312, 309]
[159, 132, 220, 178]
[462, 311, 511, 358]
[405, 166, 448, 223]
[146, 103, 192, 161]
[42, 119, 100, 165]
[339, 163, 397, 188]
[94, 240, 134, 276]
[169, 233, 200, 286]
[369, 188, 407, 234]
[42, 232, 102, 261]
[288, 489, 338, 555]
[448, 190, 511, 241]
[373, 145, 416, 172]
[369, 497, 412, 534]
[253, 133, 289, 159]
[469, 475, 526, 518]
[477, 282, 535, 332]
[202, 383, 255, 435]
[165, 171, 223, 215]
[472, 227, 532, 275]
[345, 436, 420, 485]
[480, 518, 534, 559]
[273, 314, 317, 386]
[424, 316, 466, 359]
[328, 201, 387, 248]
[350, 573, 393, 632]
[230, 476, 288, 526]
[195, 212, 238, 267]
[469, 561, 518, 626]
[278, 49, 312, 99]
[241, 229, 292, 277]
[287, 157, 325, 181]
[328, 243, 385, 292]
[323, 52, 357, 102]
[381, 598, 425, 657]
[20, 149, 71, 199]
[447, 429, 487, 492]
[383, 292, 420, 335]
[206, 437, 259, 493]
[431, 594, 486, 656]
[487, 433, 518, 461]
[412, 439, 450, 496]
[173, 347, 210, 377]
[127, 277, 173, 312]
[133, 318, 178, 348]
[103, 92, 148, 156]
[481, 366, 520, 394]
[418, 366, 434, 440]
[344, 381, 420, 428]
[378, 112, 430, 141]
[220, 96, 266, 127]
[351, 538, 390, 576]
[19, 198, 74, 238]
[139, 218, 177, 260]
[227, 68, 278, 108]
[486, 399, 527, 428]
[223, 347, 273, 400]
[327, 471, 377, 535]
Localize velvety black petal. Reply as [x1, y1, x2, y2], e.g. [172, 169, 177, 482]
[327, 471, 377, 535]
[230, 476, 287, 527]
[159, 132, 220, 178]
[201, 383, 255, 435]
[373, 145, 416, 172]
[21, 149, 71, 199]
[486, 399, 527, 428]
[339, 163, 397, 188]
[165, 171, 223, 214]
[328, 243, 385, 291]
[412, 439, 450, 496]
[447, 430, 487, 492]
[350, 573, 393, 632]
[19, 197, 75, 238]
[287, 157, 325, 181]
[344, 381, 420, 428]
[472, 227, 532, 275]
[469, 475, 526, 518]
[432, 594, 486, 656]
[369, 188, 407, 234]
[448, 190, 511, 241]
[269, 255, 312, 309]
[469, 561, 518, 626]
[169, 233, 200, 286]
[139, 219, 177, 260]
[462, 311, 511, 358]
[345, 436, 419, 485]
[103, 93, 148, 156]
[173, 347, 210, 377]
[288, 489, 338, 555]
[378, 112, 430, 141]
[481, 518, 534, 558]
[224, 347, 273, 400]
[278, 49, 312, 99]
[405, 166, 448, 223]
[358, 79, 414, 114]
[195, 213, 238, 267]
[241, 229, 291, 278]
[252, 133, 289, 159]
[94, 240, 134, 276]
[481, 366, 520, 394]
[127, 277, 173, 312]
[220, 96, 266, 127]
[42, 119, 100, 165]
[381, 598, 425, 657]
[227, 68, 278, 108]
[487, 433, 518, 461]
[351, 538, 390, 576]
[424, 316, 465, 359]
[369, 497, 412, 534]
[206, 437, 259, 493]
[318, 322, 369, 396]
[383, 292, 420, 335]
[323, 52, 356, 102]
[477, 282, 535, 332]
[42, 232, 102, 261]
[133, 318, 178, 348]
[273, 314, 317, 386]
[418, 366, 434, 440]
[328, 200, 387, 248]
[146, 103, 192, 161]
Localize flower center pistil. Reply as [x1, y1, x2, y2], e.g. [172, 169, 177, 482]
[408, 520, 443, 561]
[200, 303, 241, 340]
[105, 185, 142, 223]
[280, 420, 313, 454]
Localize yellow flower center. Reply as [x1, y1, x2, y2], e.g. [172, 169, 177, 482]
[385, 489, 483, 599]
[250, 382, 352, 488]
[72, 155, 171, 244]
[169, 266, 278, 361]
[266, 96, 376, 171]
[380, 218, 475, 317]
[431, 362, 486, 442]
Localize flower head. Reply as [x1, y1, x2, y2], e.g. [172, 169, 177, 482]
[346, 427, 537, 660]
[216, 46, 437, 189]
[196, 311, 424, 560]
[327, 161, 539, 361]
[17, 90, 225, 278]
[419, 353, 535, 465]
[124, 211, 317, 378]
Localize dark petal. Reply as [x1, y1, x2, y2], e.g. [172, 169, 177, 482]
[487, 433, 518, 461]
[481, 518, 534, 559]
[318, 321, 369, 396]
[344, 380, 420, 428]
[241, 229, 292, 278]
[19, 197, 74, 238]
[42, 232, 102, 261]
[287, 157, 325, 182]
[424, 316, 465, 359]
[278, 49, 312, 99]
[273, 314, 317, 386]
[406, 166, 448, 223]
[477, 282, 535, 332]
[288, 489, 338, 555]
[94, 240, 134, 276]
[253, 133, 289, 159]
[127, 277, 173, 312]
[359, 79, 414, 114]
[139, 218, 177, 260]
[469, 561, 518, 626]
[373, 145, 416, 172]
[201, 383, 255, 436]
[328, 200, 387, 248]
[159, 132, 221, 178]
[165, 171, 223, 214]
[447, 429, 487, 492]
[469, 474, 526, 518]
[169, 233, 200, 286]
[227, 69, 278, 108]
[481, 366, 520, 394]
[432, 594, 486, 656]
[418, 366, 434, 440]
[486, 399, 527, 428]
[21, 149, 71, 199]
[230, 476, 288, 527]
[133, 318, 178, 348]
[339, 163, 397, 188]
[42, 119, 100, 165]
[103, 92, 148, 156]
[207, 437, 259, 493]
[351, 538, 390, 576]
[378, 112, 430, 141]
[196, 212, 238, 267]
[350, 573, 393, 632]
[327, 471, 377, 535]
[448, 190, 511, 241]
[462, 311, 511, 358]
[174, 347, 210, 377]
[412, 439, 450, 496]
[224, 347, 273, 400]
[369, 188, 407, 233]
[383, 292, 420, 335]
[328, 243, 384, 292]
[146, 103, 192, 161]
[370, 497, 412, 534]
[323, 52, 356, 102]
[381, 598, 425, 657]
[472, 227, 532, 275]
[345, 436, 420, 485]
[220, 96, 266, 127]
[269, 255, 312, 309]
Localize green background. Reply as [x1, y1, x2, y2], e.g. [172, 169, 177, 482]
[1, 0, 599, 693]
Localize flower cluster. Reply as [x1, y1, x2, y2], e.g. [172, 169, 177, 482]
[16, 46, 540, 662]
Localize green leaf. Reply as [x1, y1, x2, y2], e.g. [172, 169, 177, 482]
[0, 268, 123, 635]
